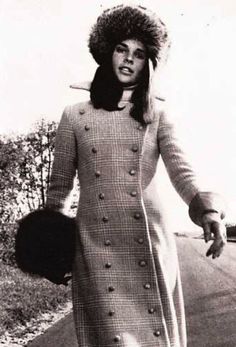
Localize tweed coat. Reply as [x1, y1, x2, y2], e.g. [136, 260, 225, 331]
[46, 85, 202, 347]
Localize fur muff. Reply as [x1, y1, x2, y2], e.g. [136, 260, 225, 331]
[89, 5, 169, 66]
[15, 209, 76, 286]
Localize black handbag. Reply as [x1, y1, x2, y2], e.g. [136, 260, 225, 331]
[15, 209, 76, 286]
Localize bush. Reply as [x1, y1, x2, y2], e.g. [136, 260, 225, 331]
[0, 223, 17, 266]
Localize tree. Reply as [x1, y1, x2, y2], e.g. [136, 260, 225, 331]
[0, 136, 25, 223]
[0, 136, 27, 265]
[0, 119, 58, 219]
[0, 119, 57, 265]
[0, 118, 80, 265]
[18, 119, 57, 212]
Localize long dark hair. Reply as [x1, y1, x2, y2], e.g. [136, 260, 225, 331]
[90, 58, 151, 125]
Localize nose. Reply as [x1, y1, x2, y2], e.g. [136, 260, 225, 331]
[124, 53, 133, 64]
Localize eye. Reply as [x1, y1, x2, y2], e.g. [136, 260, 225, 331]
[134, 51, 146, 60]
[115, 45, 126, 54]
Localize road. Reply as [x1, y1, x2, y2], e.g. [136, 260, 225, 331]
[27, 237, 236, 347]
[179, 237, 236, 347]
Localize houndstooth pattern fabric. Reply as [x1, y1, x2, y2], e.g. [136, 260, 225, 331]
[46, 99, 201, 347]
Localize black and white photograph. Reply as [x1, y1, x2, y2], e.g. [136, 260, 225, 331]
[0, 1, 236, 346]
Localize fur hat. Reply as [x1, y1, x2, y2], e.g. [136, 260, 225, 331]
[89, 4, 169, 67]
[15, 209, 76, 286]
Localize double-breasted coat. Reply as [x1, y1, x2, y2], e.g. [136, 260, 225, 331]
[46, 85, 202, 347]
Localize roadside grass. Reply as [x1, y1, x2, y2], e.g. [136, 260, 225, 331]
[0, 261, 71, 336]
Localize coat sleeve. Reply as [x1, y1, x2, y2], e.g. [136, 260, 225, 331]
[157, 109, 226, 225]
[46, 105, 77, 213]
[157, 109, 200, 205]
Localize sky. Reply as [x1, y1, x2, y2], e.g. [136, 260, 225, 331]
[1, 0, 236, 230]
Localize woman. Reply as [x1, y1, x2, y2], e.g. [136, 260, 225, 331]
[46, 5, 226, 347]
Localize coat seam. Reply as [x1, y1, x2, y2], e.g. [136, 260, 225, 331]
[139, 124, 170, 342]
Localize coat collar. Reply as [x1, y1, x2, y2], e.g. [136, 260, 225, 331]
[70, 81, 91, 91]
[69, 81, 165, 102]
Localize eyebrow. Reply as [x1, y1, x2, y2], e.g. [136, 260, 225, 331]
[118, 42, 146, 53]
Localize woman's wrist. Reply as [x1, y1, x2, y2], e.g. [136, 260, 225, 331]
[201, 210, 223, 226]
[189, 192, 226, 226]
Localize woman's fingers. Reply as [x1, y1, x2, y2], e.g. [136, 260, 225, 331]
[202, 221, 212, 243]
[205, 222, 227, 258]
[201, 212, 227, 258]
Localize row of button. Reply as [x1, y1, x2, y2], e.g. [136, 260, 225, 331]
[83, 121, 144, 133]
[83, 111, 149, 317]
[79, 109, 162, 342]
[103, 260, 147, 269]
[100, 212, 142, 223]
[88, 145, 139, 154]
[97, 190, 137, 200]
[84, 116, 140, 231]
[108, 283, 154, 292]
[104, 247, 158, 337]
[94, 169, 137, 178]
[83, 145, 139, 154]
[112, 329, 161, 343]
[108, 309, 156, 316]
[107, 282, 153, 292]
[84, 125, 144, 131]
[104, 238, 144, 246]
[87, 125, 141, 219]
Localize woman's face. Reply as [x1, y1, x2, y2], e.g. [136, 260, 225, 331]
[112, 39, 147, 86]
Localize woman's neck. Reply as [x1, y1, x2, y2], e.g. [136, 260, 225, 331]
[120, 84, 137, 102]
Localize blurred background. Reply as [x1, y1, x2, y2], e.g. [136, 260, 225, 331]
[1, 0, 236, 230]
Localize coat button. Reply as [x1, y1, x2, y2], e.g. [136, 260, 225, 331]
[105, 262, 112, 268]
[138, 238, 144, 244]
[99, 193, 105, 200]
[84, 125, 90, 131]
[129, 169, 136, 176]
[131, 145, 138, 152]
[92, 147, 97, 153]
[104, 239, 111, 246]
[130, 191, 137, 197]
[114, 335, 121, 342]
[108, 286, 115, 292]
[139, 260, 147, 267]
[102, 216, 109, 222]
[109, 310, 115, 316]
[154, 330, 161, 337]
[79, 109, 85, 115]
[148, 308, 155, 314]
[134, 212, 141, 220]
[95, 170, 101, 177]
[144, 283, 151, 289]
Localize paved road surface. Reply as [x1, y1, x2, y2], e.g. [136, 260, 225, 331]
[179, 237, 236, 347]
[27, 237, 236, 347]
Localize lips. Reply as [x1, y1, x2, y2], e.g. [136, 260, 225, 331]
[119, 66, 133, 74]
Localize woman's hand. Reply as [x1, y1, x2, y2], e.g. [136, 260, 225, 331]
[201, 212, 227, 258]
